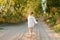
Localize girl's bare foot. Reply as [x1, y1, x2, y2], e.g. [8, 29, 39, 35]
[25, 32, 32, 38]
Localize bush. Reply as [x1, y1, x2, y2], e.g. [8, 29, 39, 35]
[53, 24, 60, 33]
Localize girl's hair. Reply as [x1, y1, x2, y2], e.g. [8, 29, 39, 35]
[31, 12, 33, 14]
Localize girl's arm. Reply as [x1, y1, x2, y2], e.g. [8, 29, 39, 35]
[33, 17, 38, 24]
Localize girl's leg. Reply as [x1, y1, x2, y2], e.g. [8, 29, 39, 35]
[28, 27, 33, 34]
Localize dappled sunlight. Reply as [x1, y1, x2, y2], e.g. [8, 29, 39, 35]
[48, 33, 60, 38]
[0, 0, 60, 40]
[9, 32, 40, 40]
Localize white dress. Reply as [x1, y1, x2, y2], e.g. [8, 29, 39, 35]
[28, 15, 37, 27]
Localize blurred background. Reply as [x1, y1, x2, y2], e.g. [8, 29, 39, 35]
[0, 0, 60, 33]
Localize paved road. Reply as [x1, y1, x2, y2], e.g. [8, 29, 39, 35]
[0, 18, 60, 40]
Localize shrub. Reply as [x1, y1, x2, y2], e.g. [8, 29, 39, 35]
[53, 24, 60, 33]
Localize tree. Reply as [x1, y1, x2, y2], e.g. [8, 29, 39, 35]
[0, 0, 42, 23]
[47, 0, 60, 7]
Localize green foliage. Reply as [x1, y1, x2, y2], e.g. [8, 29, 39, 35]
[46, 16, 56, 26]
[0, 0, 27, 23]
[47, 0, 60, 7]
[0, 0, 41, 23]
[53, 24, 60, 33]
[43, 12, 57, 26]
[27, 0, 41, 13]
[43, 5, 60, 33]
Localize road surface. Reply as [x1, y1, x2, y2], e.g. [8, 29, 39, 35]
[0, 18, 60, 40]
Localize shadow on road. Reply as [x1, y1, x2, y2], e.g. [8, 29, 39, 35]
[0, 21, 27, 27]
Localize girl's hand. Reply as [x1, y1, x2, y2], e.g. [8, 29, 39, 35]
[35, 22, 38, 25]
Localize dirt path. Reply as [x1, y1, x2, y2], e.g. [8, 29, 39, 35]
[0, 18, 60, 40]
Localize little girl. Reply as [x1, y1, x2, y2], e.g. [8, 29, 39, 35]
[28, 12, 38, 36]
